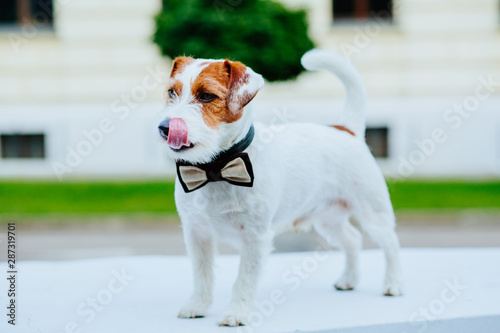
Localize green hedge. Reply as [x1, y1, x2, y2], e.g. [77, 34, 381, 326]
[153, 0, 315, 81]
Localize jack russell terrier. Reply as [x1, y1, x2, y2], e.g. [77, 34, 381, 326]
[158, 49, 403, 327]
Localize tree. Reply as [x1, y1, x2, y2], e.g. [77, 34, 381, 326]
[153, 0, 315, 82]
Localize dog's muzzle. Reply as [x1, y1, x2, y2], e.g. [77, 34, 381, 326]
[158, 118, 170, 140]
[158, 118, 195, 152]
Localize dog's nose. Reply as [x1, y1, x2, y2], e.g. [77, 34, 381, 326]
[158, 119, 171, 138]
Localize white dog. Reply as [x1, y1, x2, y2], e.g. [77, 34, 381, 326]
[158, 49, 403, 327]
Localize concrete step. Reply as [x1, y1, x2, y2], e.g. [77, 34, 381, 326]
[3, 248, 500, 332]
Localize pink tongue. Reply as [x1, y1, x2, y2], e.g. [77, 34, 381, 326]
[167, 118, 190, 149]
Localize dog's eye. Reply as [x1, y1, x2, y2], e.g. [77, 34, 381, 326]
[168, 89, 176, 99]
[198, 92, 216, 103]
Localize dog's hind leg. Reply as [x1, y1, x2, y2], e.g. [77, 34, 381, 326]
[313, 207, 362, 291]
[357, 209, 403, 296]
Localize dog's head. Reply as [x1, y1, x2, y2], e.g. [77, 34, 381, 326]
[158, 56, 264, 163]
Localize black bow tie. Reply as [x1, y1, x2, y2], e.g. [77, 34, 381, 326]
[176, 126, 255, 193]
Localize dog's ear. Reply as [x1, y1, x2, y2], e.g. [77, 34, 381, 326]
[170, 56, 194, 78]
[224, 60, 264, 114]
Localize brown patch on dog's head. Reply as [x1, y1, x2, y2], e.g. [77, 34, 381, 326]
[170, 56, 194, 78]
[224, 60, 256, 114]
[167, 56, 194, 101]
[166, 80, 183, 102]
[190, 61, 235, 128]
[190, 60, 264, 129]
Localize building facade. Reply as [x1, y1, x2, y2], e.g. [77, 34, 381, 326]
[1, 0, 499, 179]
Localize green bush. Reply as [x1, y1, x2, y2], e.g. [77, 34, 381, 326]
[153, 0, 315, 81]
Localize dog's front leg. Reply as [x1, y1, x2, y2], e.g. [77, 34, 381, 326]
[178, 223, 214, 319]
[219, 231, 273, 327]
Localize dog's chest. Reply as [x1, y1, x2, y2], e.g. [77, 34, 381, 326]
[200, 182, 248, 209]
[184, 183, 261, 240]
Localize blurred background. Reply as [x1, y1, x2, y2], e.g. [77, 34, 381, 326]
[0, 0, 499, 260]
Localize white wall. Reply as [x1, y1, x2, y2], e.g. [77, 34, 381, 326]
[2, 0, 499, 102]
[1, 0, 499, 179]
[262, 0, 500, 99]
[0, 0, 168, 103]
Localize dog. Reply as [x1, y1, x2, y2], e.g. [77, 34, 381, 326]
[158, 49, 403, 327]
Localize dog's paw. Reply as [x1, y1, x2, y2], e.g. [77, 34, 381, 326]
[178, 307, 206, 319]
[218, 310, 249, 327]
[383, 280, 404, 296]
[334, 282, 355, 291]
[334, 271, 358, 291]
[178, 299, 211, 319]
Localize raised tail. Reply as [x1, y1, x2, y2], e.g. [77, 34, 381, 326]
[301, 49, 366, 138]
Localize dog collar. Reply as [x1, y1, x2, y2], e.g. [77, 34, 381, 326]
[176, 125, 255, 193]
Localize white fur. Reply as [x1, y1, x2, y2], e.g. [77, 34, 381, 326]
[160, 50, 403, 327]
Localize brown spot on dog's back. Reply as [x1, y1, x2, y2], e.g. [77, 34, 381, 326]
[191, 61, 244, 129]
[170, 56, 194, 78]
[330, 125, 356, 137]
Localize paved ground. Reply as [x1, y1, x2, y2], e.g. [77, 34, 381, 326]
[5, 249, 500, 333]
[1, 211, 498, 261]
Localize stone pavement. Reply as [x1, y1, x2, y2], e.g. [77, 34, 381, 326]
[2, 249, 500, 333]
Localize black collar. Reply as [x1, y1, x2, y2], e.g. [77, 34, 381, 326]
[175, 125, 256, 192]
[178, 124, 255, 167]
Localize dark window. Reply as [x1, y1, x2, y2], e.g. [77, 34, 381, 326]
[333, 0, 392, 20]
[0, 0, 53, 26]
[0, 1, 17, 24]
[1, 134, 45, 159]
[365, 127, 388, 158]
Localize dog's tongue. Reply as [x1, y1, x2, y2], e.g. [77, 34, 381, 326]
[167, 118, 189, 149]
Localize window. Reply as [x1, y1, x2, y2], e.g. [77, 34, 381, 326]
[333, 0, 392, 20]
[1, 134, 45, 159]
[365, 127, 388, 158]
[0, 0, 53, 26]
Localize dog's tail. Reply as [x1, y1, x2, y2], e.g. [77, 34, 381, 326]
[301, 49, 366, 138]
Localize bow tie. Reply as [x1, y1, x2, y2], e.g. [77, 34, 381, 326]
[176, 153, 254, 193]
[175, 125, 255, 193]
